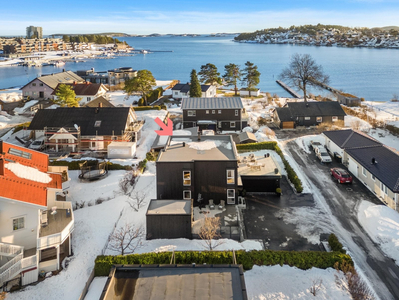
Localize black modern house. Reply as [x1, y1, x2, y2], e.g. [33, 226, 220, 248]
[274, 101, 346, 129]
[181, 97, 248, 131]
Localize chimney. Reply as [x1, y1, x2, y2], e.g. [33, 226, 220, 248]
[98, 103, 103, 108]
[183, 142, 186, 147]
[198, 132, 201, 141]
[371, 157, 377, 164]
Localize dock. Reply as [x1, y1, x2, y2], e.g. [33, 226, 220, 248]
[309, 78, 341, 94]
[276, 80, 301, 98]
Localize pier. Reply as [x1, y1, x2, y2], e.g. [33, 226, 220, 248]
[309, 78, 341, 94]
[276, 80, 301, 98]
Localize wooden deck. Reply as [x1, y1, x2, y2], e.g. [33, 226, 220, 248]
[39, 209, 72, 237]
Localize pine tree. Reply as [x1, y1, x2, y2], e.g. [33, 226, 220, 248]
[124, 70, 156, 105]
[223, 63, 242, 96]
[198, 63, 222, 86]
[189, 69, 202, 97]
[53, 84, 82, 107]
[242, 61, 261, 97]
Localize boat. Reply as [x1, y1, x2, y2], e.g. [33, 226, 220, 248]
[141, 50, 148, 54]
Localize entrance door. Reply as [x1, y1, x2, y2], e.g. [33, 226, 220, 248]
[39, 91, 44, 98]
[348, 158, 358, 177]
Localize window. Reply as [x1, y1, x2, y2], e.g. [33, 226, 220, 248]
[218, 121, 222, 128]
[175, 92, 178, 95]
[112, 136, 118, 141]
[32, 83, 36, 86]
[230, 122, 235, 128]
[227, 189, 235, 201]
[188, 110, 196, 117]
[218, 110, 221, 114]
[13, 217, 25, 231]
[8, 148, 32, 159]
[183, 171, 191, 186]
[39, 83, 43, 86]
[227, 170, 235, 184]
[94, 120, 101, 127]
[206, 110, 209, 114]
[87, 97, 91, 102]
[362, 167, 367, 177]
[235, 110, 239, 116]
[304, 117, 310, 120]
[371, 174, 375, 181]
[316, 117, 322, 122]
[332, 116, 338, 122]
[183, 190, 191, 199]
[212, 110, 215, 114]
[380, 182, 388, 195]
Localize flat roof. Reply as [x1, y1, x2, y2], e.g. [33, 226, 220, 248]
[238, 156, 281, 177]
[157, 135, 238, 162]
[147, 199, 192, 215]
[100, 265, 247, 300]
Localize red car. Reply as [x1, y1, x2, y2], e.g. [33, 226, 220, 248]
[331, 168, 353, 184]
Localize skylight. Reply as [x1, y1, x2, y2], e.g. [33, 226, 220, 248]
[94, 120, 102, 127]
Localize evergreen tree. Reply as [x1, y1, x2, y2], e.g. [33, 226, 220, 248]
[198, 63, 222, 86]
[223, 63, 242, 96]
[62, 35, 70, 43]
[124, 70, 156, 105]
[242, 61, 261, 97]
[53, 84, 82, 107]
[189, 69, 202, 97]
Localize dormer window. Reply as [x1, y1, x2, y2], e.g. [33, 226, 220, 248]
[94, 120, 101, 127]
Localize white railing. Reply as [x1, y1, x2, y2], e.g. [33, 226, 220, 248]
[21, 254, 37, 270]
[0, 243, 23, 256]
[0, 252, 23, 276]
[37, 219, 74, 250]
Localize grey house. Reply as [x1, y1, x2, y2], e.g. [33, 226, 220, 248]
[274, 101, 346, 129]
[324, 129, 399, 212]
[181, 97, 248, 131]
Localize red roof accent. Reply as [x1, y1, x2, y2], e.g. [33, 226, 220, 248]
[0, 141, 61, 207]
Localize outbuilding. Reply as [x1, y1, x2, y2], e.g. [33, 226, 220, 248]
[146, 199, 193, 239]
[107, 141, 136, 159]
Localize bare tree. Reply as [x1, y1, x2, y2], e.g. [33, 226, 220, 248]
[280, 53, 329, 103]
[108, 223, 144, 255]
[199, 216, 224, 250]
[309, 278, 323, 296]
[126, 191, 147, 212]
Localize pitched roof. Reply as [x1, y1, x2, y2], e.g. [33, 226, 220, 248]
[236, 132, 257, 144]
[28, 107, 131, 136]
[181, 97, 243, 110]
[51, 82, 107, 96]
[275, 107, 294, 122]
[171, 83, 212, 93]
[346, 145, 399, 192]
[21, 71, 85, 90]
[323, 129, 381, 149]
[286, 101, 346, 117]
[83, 96, 114, 107]
[0, 141, 62, 207]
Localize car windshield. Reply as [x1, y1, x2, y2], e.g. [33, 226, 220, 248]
[32, 141, 41, 145]
[341, 174, 350, 178]
[321, 153, 329, 156]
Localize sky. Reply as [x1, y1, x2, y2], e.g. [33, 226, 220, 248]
[1, 0, 399, 35]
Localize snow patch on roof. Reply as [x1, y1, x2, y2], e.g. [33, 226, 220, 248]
[5, 162, 52, 184]
[188, 140, 231, 151]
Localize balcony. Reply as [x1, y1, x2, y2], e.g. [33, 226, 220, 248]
[37, 201, 74, 250]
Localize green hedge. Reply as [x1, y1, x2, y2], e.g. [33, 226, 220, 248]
[236, 141, 303, 193]
[95, 250, 352, 276]
[138, 87, 164, 106]
[49, 160, 131, 170]
[133, 105, 161, 111]
[328, 234, 346, 254]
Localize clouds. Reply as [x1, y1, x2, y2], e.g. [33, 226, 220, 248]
[1, 3, 399, 35]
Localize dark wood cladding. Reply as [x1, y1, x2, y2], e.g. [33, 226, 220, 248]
[241, 176, 280, 192]
[146, 214, 192, 239]
[156, 160, 238, 205]
[182, 108, 242, 130]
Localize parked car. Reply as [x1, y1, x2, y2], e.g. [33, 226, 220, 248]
[28, 137, 45, 151]
[331, 167, 353, 184]
[315, 146, 332, 163]
[310, 141, 322, 152]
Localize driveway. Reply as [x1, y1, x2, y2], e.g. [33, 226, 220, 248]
[285, 139, 399, 300]
[242, 176, 320, 251]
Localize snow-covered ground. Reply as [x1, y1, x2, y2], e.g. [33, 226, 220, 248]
[358, 201, 399, 266]
[0, 88, 22, 103]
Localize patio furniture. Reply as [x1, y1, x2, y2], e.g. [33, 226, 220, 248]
[218, 200, 225, 210]
[209, 199, 215, 210]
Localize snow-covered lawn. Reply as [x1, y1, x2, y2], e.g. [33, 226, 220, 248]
[245, 265, 351, 300]
[358, 201, 399, 266]
[0, 88, 22, 103]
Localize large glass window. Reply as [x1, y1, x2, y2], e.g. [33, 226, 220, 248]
[316, 117, 322, 122]
[227, 170, 235, 184]
[227, 189, 235, 202]
[230, 122, 235, 128]
[183, 171, 191, 186]
[188, 110, 196, 117]
[8, 148, 32, 159]
[13, 217, 25, 231]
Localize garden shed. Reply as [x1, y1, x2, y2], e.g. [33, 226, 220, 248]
[107, 141, 136, 159]
[146, 199, 193, 239]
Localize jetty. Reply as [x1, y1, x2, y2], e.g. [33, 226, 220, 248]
[309, 78, 341, 94]
[276, 80, 301, 98]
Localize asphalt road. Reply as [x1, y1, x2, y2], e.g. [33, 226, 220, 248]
[285, 139, 399, 300]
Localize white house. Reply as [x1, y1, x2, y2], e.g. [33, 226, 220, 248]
[0, 141, 74, 287]
[239, 88, 260, 97]
[52, 82, 108, 104]
[323, 129, 399, 212]
[171, 83, 216, 99]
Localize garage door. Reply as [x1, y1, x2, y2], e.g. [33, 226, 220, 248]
[348, 158, 358, 177]
[282, 121, 295, 129]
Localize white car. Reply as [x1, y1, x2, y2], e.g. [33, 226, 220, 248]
[315, 146, 332, 163]
[29, 137, 45, 151]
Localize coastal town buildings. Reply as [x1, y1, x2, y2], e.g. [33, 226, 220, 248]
[26, 26, 43, 39]
[52, 82, 108, 104]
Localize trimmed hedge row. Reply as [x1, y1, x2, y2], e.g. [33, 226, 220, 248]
[94, 250, 353, 276]
[328, 233, 346, 254]
[236, 141, 303, 193]
[138, 87, 164, 106]
[133, 106, 161, 111]
[49, 160, 131, 170]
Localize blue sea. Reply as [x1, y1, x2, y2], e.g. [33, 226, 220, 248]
[1, 35, 398, 102]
